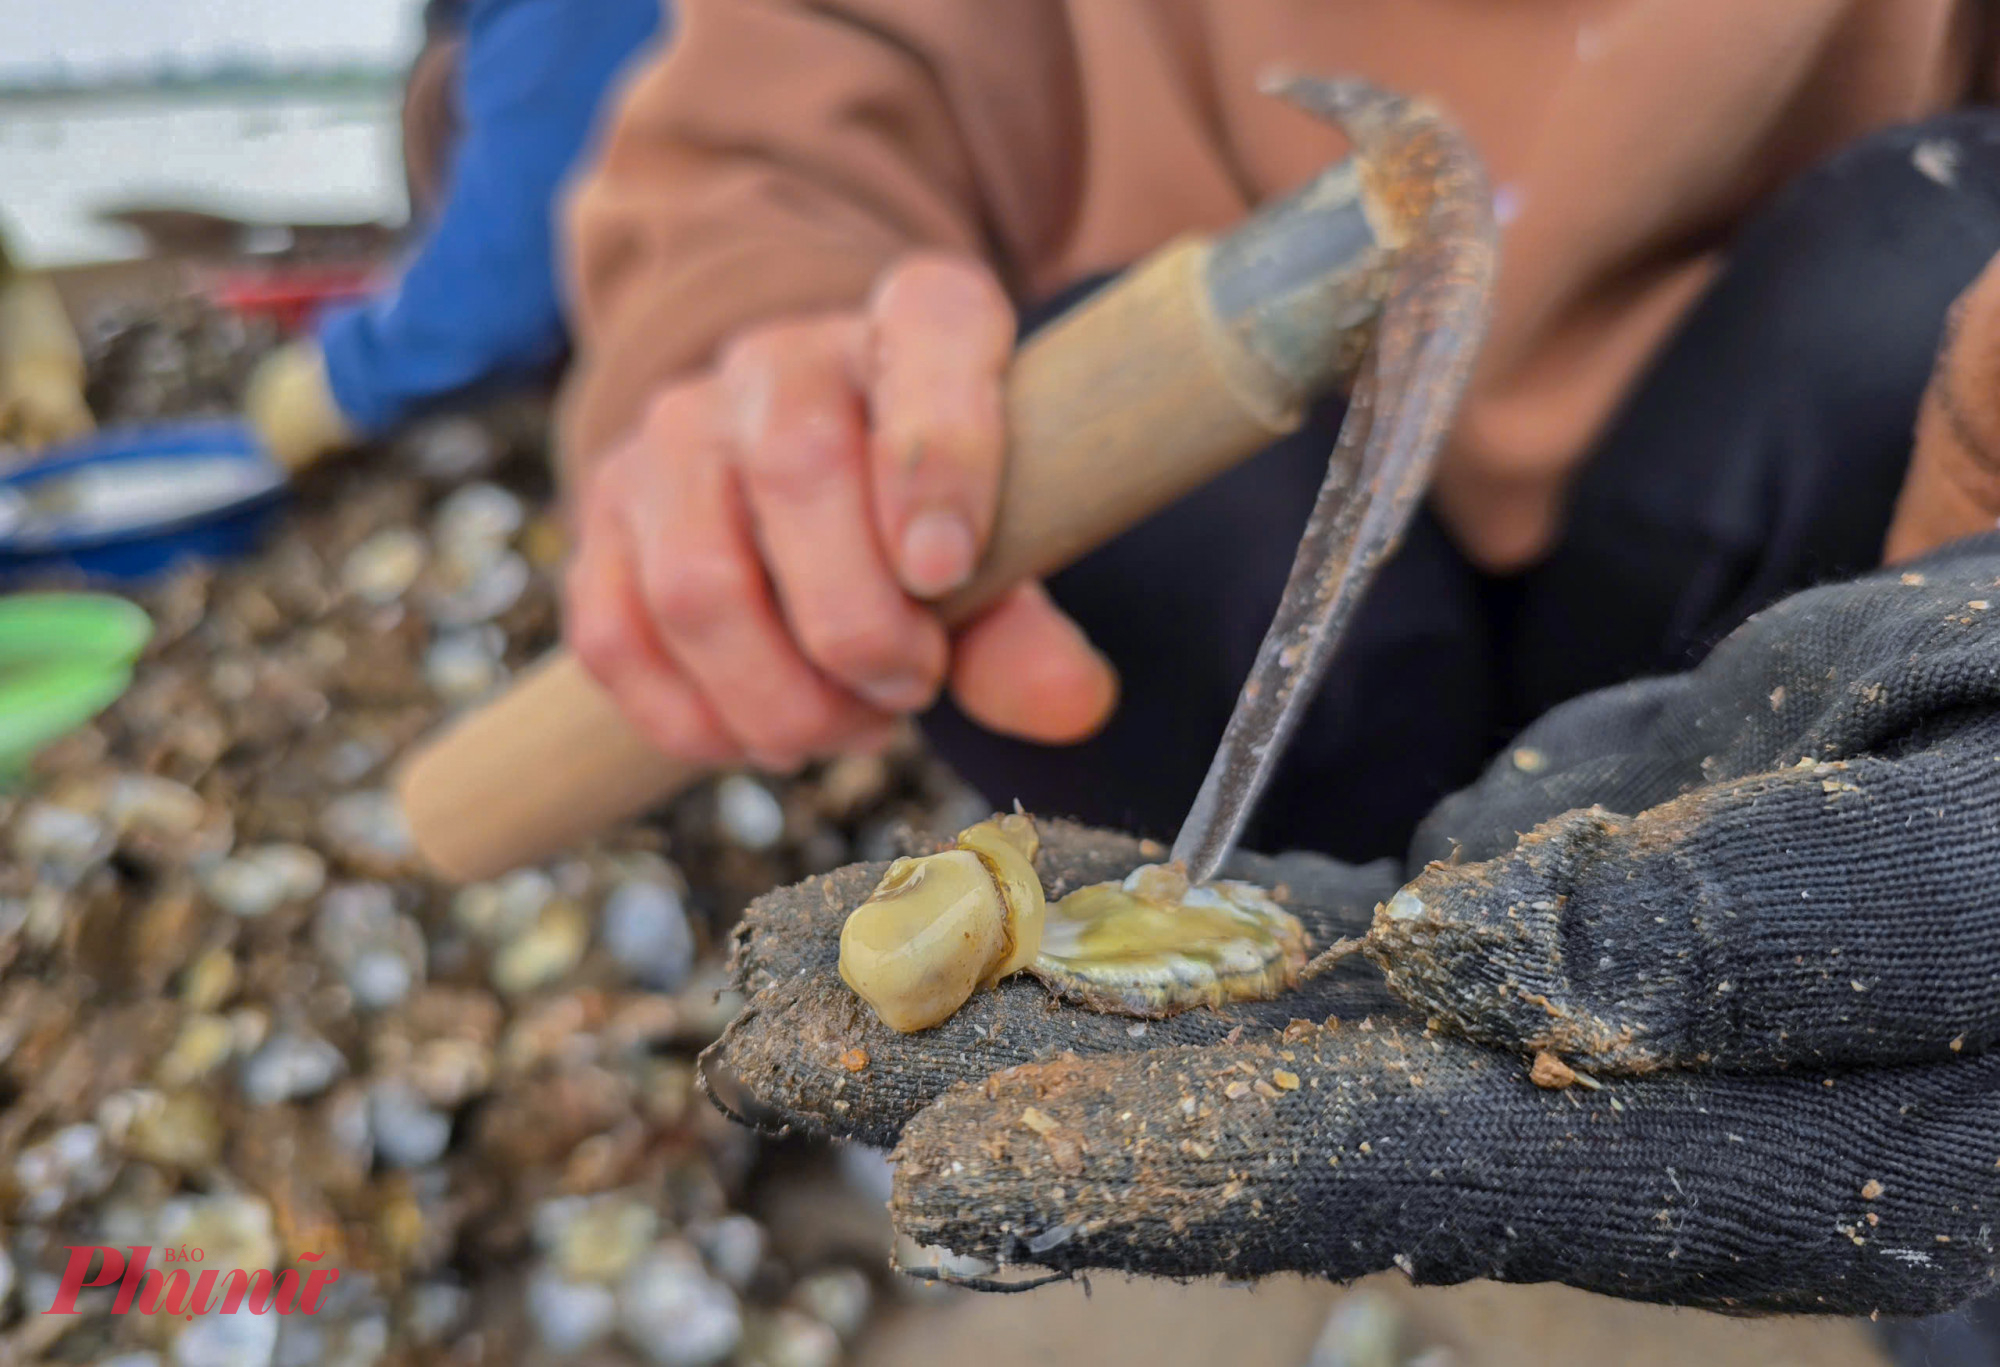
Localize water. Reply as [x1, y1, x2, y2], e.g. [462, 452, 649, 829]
[2, 0, 413, 83]
[0, 90, 406, 267]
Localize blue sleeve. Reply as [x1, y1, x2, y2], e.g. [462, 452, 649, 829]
[317, 0, 666, 435]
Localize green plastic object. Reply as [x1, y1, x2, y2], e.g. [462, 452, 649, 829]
[0, 593, 152, 777]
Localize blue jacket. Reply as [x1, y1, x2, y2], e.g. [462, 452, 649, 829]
[318, 0, 665, 435]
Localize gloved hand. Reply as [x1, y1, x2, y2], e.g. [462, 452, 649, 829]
[707, 534, 2000, 1317]
[0, 273, 93, 449]
[243, 337, 356, 472]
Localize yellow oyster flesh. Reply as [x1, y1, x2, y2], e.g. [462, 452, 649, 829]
[837, 816, 1307, 1030]
[1033, 863, 1309, 1017]
[838, 815, 1044, 1033]
[956, 814, 1044, 982]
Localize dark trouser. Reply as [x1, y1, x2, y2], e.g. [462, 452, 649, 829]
[924, 109, 2000, 1365]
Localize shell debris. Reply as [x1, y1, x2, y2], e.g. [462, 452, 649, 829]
[1529, 1050, 1579, 1090]
[0, 294, 968, 1360]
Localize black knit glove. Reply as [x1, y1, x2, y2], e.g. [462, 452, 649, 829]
[710, 535, 2000, 1317]
[705, 820, 1405, 1148]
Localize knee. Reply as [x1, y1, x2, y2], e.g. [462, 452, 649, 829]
[1713, 109, 2000, 405]
[1756, 109, 2000, 254]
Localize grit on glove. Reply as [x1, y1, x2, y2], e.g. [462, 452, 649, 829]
[708, 535, 2000, 1318]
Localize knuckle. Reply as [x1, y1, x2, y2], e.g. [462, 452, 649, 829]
[646, 552, 751, 634]
[718, 319, 823, 381]
[740, 410, 851, 494]
[639, 383, 710, 442]
[895, 408, 986, 463]
[566, 604, 632, 682]
[875, 253, 1010, 331]
[802, 609, 905, 678]
[879, 253, 972, 302]
[717, 328, 781, 379]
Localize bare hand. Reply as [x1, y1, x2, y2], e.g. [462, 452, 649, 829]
[565, 254, 1118, 771]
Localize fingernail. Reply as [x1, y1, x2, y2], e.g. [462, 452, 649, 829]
[899, 510, 976, 598]
[856, 673, 936, 714]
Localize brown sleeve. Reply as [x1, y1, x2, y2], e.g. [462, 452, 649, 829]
[555, 0, 1079, 483]
[1885, 248, 2000, 564]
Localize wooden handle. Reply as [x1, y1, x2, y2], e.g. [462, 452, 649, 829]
[398, 652, 696, 882]
[398, 238, 1304, 882]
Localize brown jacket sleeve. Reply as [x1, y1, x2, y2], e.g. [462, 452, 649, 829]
[1886, 247, 2000, 562]
[557, 0, 1079, 482]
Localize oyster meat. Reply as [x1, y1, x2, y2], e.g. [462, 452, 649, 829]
[1036, 862, 1309, 1018]
[838, 815, 1042, 1032]
[837, 815, 1309, 1032]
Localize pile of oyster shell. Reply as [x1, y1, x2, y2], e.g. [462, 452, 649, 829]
[0, 300, 985, 1366]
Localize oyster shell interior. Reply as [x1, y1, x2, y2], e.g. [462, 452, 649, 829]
[1032, 862, 1309, 1017]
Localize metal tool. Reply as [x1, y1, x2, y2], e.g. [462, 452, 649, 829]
[394, 75, 1496, 885]
[1171, 77, 1497, 883]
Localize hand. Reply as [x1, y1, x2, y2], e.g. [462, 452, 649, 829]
[703, 818, 1405, 1148]
[706, 536, 2000, 1316]
[243, 339, 356, 472]
[564, 253, 1118, 773]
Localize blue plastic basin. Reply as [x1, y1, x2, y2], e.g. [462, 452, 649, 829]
[0, 420, 288, 584]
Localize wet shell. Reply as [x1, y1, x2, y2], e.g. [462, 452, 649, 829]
[838, 815, 1309, 1030]
[1030, 863, 1309, 1018]
[837, 814, 1041, 1032]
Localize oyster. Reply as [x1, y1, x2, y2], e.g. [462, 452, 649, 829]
[838, 815, 1043, 1032]
[1036, 863, 1309, 1017]
[837, 815, 1309, 1032]
[4, 292, 916, 1362]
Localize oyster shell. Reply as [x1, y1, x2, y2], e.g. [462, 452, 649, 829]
[838, 815, 1308, 1031]
[1031, 863, 1309, 1017]
[837, 815, 1041, 1032]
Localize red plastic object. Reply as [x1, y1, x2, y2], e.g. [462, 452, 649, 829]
[202, 264, 384, 335]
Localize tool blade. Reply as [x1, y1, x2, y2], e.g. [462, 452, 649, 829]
[1171, 76, 1498, 882]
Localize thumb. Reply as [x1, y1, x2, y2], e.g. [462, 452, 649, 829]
[949, 581, 1118, 744]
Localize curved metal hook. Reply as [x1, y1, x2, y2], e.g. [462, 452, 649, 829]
[1171, 76, 1499, 882]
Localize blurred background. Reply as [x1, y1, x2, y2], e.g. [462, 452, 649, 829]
[0, 0, 410, 266]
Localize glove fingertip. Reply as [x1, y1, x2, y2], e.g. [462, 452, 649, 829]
[701, 973, 911, 1147]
